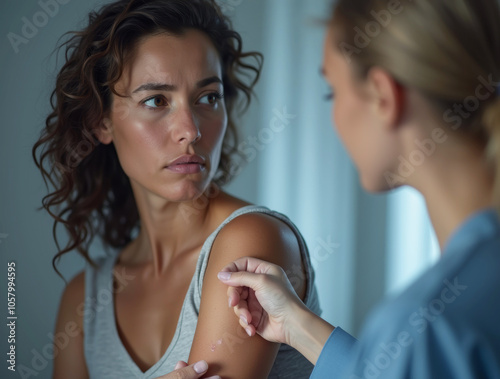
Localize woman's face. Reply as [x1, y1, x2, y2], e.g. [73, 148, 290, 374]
[100, 29, 227, 203]
[321, 24, 400, 192]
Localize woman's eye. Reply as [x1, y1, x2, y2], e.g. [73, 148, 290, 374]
[199, 92, 223, 106]
[143, 96, 168, 108]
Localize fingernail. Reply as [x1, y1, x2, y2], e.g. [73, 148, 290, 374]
[245, 327, 252, 337]
[240, 315, 248, 325]
[193, 360, 208, 374]
[218, 271, 231, 280]
[228, 296, 232, 308]
[205, 376, 221, 379]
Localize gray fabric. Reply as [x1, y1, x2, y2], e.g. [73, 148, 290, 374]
[84, 205, 321, 378]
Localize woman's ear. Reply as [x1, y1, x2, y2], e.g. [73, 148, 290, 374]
[95, 117, 114, 145]
[366, 67, 406, 132]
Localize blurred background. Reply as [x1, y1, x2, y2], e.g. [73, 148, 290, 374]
[0, 0, 439, 377]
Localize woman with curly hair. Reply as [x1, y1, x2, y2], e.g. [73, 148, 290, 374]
[33, 0, 319, 378]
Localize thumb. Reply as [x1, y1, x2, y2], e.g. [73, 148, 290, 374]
[217, 270, 263, 290]
[187, 360, 209, 376]
[156, 360, 215, 379]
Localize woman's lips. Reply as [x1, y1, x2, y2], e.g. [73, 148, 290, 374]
[166, 163, 204, 174]
[166, 154, 206, 174]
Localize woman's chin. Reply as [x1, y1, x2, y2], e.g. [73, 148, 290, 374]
[162, 182, 212, 203]
[359, 173, 401, 194]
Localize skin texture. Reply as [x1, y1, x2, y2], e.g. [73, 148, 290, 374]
[217, 21, 495, 365]
[53, 29, 307, 379]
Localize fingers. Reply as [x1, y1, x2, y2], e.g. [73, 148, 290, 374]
[227, 285, 241, 307]
[237, 312, 255, 336]
[234, 301, 253, 325]
[239, 317, 255, 336]
[232, 295, 256, 337]
[225, 286, 256, 337]
[156, 360, 220, 379]
[218, 257, 282, 276]
[217, 270, 264, 290]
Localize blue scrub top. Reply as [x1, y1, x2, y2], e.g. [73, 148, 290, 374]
[311, 208, 500, 378]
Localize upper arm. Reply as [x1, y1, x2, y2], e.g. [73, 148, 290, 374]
[188, 213, 308, 378]
[53, 271, 89, 379]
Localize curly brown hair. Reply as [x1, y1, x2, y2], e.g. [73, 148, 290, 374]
[32, 0, 263, 276]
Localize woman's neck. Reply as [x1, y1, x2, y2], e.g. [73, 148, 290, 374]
[120, 184, 218, 275]
[408, 134, 494, 251]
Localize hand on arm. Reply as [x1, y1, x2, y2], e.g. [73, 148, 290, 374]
[188, 213, 308, 378]
[218, 257, 335, 365]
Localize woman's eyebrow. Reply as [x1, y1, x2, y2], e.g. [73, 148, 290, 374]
[196, 76, 223, 88]
[132, 76, 223, 94]
[132, 83, 175, 93]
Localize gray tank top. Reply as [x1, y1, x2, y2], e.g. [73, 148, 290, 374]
[84, 205, 321, 378]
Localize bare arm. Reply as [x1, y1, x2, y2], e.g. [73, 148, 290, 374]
[188, 213, 308, 379]
[53, 272, 89, 379]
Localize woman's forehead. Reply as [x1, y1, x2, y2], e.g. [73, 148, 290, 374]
[118, 30, 223, 91]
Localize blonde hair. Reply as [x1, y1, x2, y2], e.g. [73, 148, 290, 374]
[331, 0, 500, 212]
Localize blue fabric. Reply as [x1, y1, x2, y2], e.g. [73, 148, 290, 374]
[312, 327, 357, 378]
[311, 208, 500, 378]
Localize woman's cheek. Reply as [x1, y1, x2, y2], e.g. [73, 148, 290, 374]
[333, 103, 347, 142]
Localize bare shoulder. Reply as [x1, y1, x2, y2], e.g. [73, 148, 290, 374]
[58, 271, 85, 329]
[53, 270, 88, 378]
[66, 270, 85, 293]
[210, 211, 307, 300]
[63, 271, 85, 301]
[216, 212, 299, 252]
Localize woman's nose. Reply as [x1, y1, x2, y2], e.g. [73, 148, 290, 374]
[171, 107, 201, 145]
